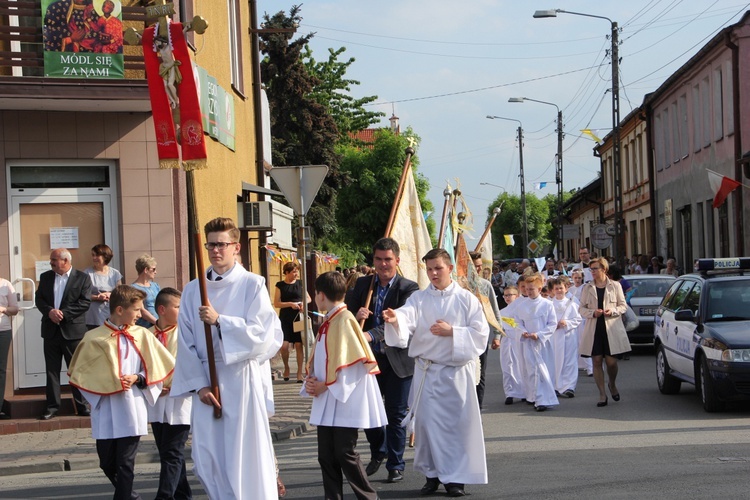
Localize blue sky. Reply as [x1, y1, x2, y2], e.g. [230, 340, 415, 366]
[258, 1, 749, 242]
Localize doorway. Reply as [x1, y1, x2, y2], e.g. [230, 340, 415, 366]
[7, 160, 119, 389]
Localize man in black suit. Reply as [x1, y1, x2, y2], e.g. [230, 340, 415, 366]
[346, 238, 419, 484]
[35, 248, 92, 419]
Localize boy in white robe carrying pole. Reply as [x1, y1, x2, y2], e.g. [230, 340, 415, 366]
[384, 248, 489, 498]
[171, 217, 283, 499]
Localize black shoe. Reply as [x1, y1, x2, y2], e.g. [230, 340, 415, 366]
[446, 483, 466, 497]
[387, 469, 404, 483]
[535, 405, 548, 412]
[0, 411, 10, 420]
[420, 477, 440, 495]
[563, 390, 575, 398]
[365, 455, 385, 476]
[78, 409, 91, 417]
[505, 397, 514, 405]
[40, 409, 58, 420]
[597, 397, 608, 407]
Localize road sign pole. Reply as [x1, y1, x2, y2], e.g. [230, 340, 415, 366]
[269, 165, 329, 366]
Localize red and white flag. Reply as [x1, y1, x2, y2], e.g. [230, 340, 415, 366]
[708, 169, 741, 209]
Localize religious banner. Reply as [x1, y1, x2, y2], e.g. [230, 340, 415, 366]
[42, 0, 124, 78]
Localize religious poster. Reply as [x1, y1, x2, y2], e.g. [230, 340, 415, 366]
[42, 0, 125, 78]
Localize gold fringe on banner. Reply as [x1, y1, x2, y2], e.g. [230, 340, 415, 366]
[159, 159, 181, 169]
[182, 159, 208, 171]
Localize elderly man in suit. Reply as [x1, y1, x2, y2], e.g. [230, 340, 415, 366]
[346, 237, 419, 484]
[35, 248, 92, 420]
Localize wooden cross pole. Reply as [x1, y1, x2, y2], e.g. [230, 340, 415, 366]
[123, 3, 220, 418]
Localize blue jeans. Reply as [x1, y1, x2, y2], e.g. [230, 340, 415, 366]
[364, 354, 412, 472]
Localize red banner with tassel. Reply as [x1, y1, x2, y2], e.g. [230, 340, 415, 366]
[142, 21, 207, 170]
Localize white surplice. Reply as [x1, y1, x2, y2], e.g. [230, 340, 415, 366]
[81, 333, 161, 440]
[148, 326, 192, 426]
[551, 297, 582, 393]
[385, 281, 489, 485]
[514, 296, 559, 407]
[171, 264, 283, 500]
[303, 304, 387, 429]
[497, 297, 526, 399]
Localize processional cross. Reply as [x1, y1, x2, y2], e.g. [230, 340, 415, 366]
[124, 2, 221, 418]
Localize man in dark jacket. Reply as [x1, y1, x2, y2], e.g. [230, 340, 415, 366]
[346, 238, 419, 484]
[35, 248, 92, 419]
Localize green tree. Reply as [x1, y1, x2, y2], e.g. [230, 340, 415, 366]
[487, 193, 551, 258]
[334, 128, 436, 258]
[259, 5, 343, 243]
[303, 46, 385, 140]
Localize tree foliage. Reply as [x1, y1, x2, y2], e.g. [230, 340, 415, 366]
[259, 5, 343, 243]
[334, 129, 436, 259]
[303, 46, 384, 140]
[486, 193, 552, 258]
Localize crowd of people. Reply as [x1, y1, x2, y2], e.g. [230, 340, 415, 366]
[0, 226, 690, 499]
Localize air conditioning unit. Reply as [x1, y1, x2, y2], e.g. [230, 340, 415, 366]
[238, 201, 273, 230]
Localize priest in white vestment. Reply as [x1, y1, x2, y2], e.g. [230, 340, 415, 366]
[384, 248, 489, 497]
[171, 218, 283, 500]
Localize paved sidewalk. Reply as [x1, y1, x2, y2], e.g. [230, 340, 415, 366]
[0, 378, 312, 477]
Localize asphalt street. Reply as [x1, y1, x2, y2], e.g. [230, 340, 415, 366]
[2, 346, 750, 499]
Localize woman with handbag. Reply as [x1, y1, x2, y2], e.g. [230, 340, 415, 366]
[578, 257, 631, 407]
[274, 262, 311, 382]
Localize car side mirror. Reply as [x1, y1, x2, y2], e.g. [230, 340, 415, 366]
[674, 309, 695, 322]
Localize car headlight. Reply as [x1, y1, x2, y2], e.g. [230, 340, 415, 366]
[721, 349, 750, 362]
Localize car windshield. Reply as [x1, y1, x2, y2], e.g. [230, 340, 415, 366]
[705, 280, 750, 321]
[628, 278, 675, 299]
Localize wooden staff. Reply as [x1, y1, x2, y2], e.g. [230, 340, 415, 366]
[186, 172, 222, 419]
[437, 186, 452, 249]
[359, 146, 415, 328]
[473, 206, 502, 253]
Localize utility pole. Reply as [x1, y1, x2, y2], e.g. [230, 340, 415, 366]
[556, 108, 564, 259]
[518, 125, 529, 258]
[611, 22, 623, 264]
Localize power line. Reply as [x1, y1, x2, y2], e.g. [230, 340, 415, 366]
[363, 65, 606, 106]
[301, 23, 603, 46]
[312, 35, 603, 61]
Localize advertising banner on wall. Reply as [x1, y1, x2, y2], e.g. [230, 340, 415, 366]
[42, 0, 124, 78]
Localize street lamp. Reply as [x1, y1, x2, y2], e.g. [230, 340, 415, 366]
[486, 115, 529, 258]
[480, 182, 507, 193]
[509, 96, 564, 259]
[533, 9, 623, 263]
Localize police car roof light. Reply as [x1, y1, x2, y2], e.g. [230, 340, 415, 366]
[696, 258, 750, 272]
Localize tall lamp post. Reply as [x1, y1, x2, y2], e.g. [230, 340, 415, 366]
[486, 115, 528, 258]
[534, 9, 622, 263]
[508, 96, 564, 259]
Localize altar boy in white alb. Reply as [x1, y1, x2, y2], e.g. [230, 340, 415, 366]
[384, 248, 489, 498]
[67, 285, 174, 499]
[171, 217, 283, 500]
[303, 271, 386, 500]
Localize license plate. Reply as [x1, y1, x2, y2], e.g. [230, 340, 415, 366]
[640, 307, 657, 316]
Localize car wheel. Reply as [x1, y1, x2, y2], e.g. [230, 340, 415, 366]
[656, 345, 681, 394]
[698, 355, 724, 412]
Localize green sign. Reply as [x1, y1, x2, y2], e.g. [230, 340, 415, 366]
[42, 0, 124, 79]
[194, 63, 236, 151]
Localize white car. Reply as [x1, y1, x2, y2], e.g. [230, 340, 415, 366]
[623, 274, 676, 343]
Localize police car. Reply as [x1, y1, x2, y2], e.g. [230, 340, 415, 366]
[654, 258, 750, 412]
